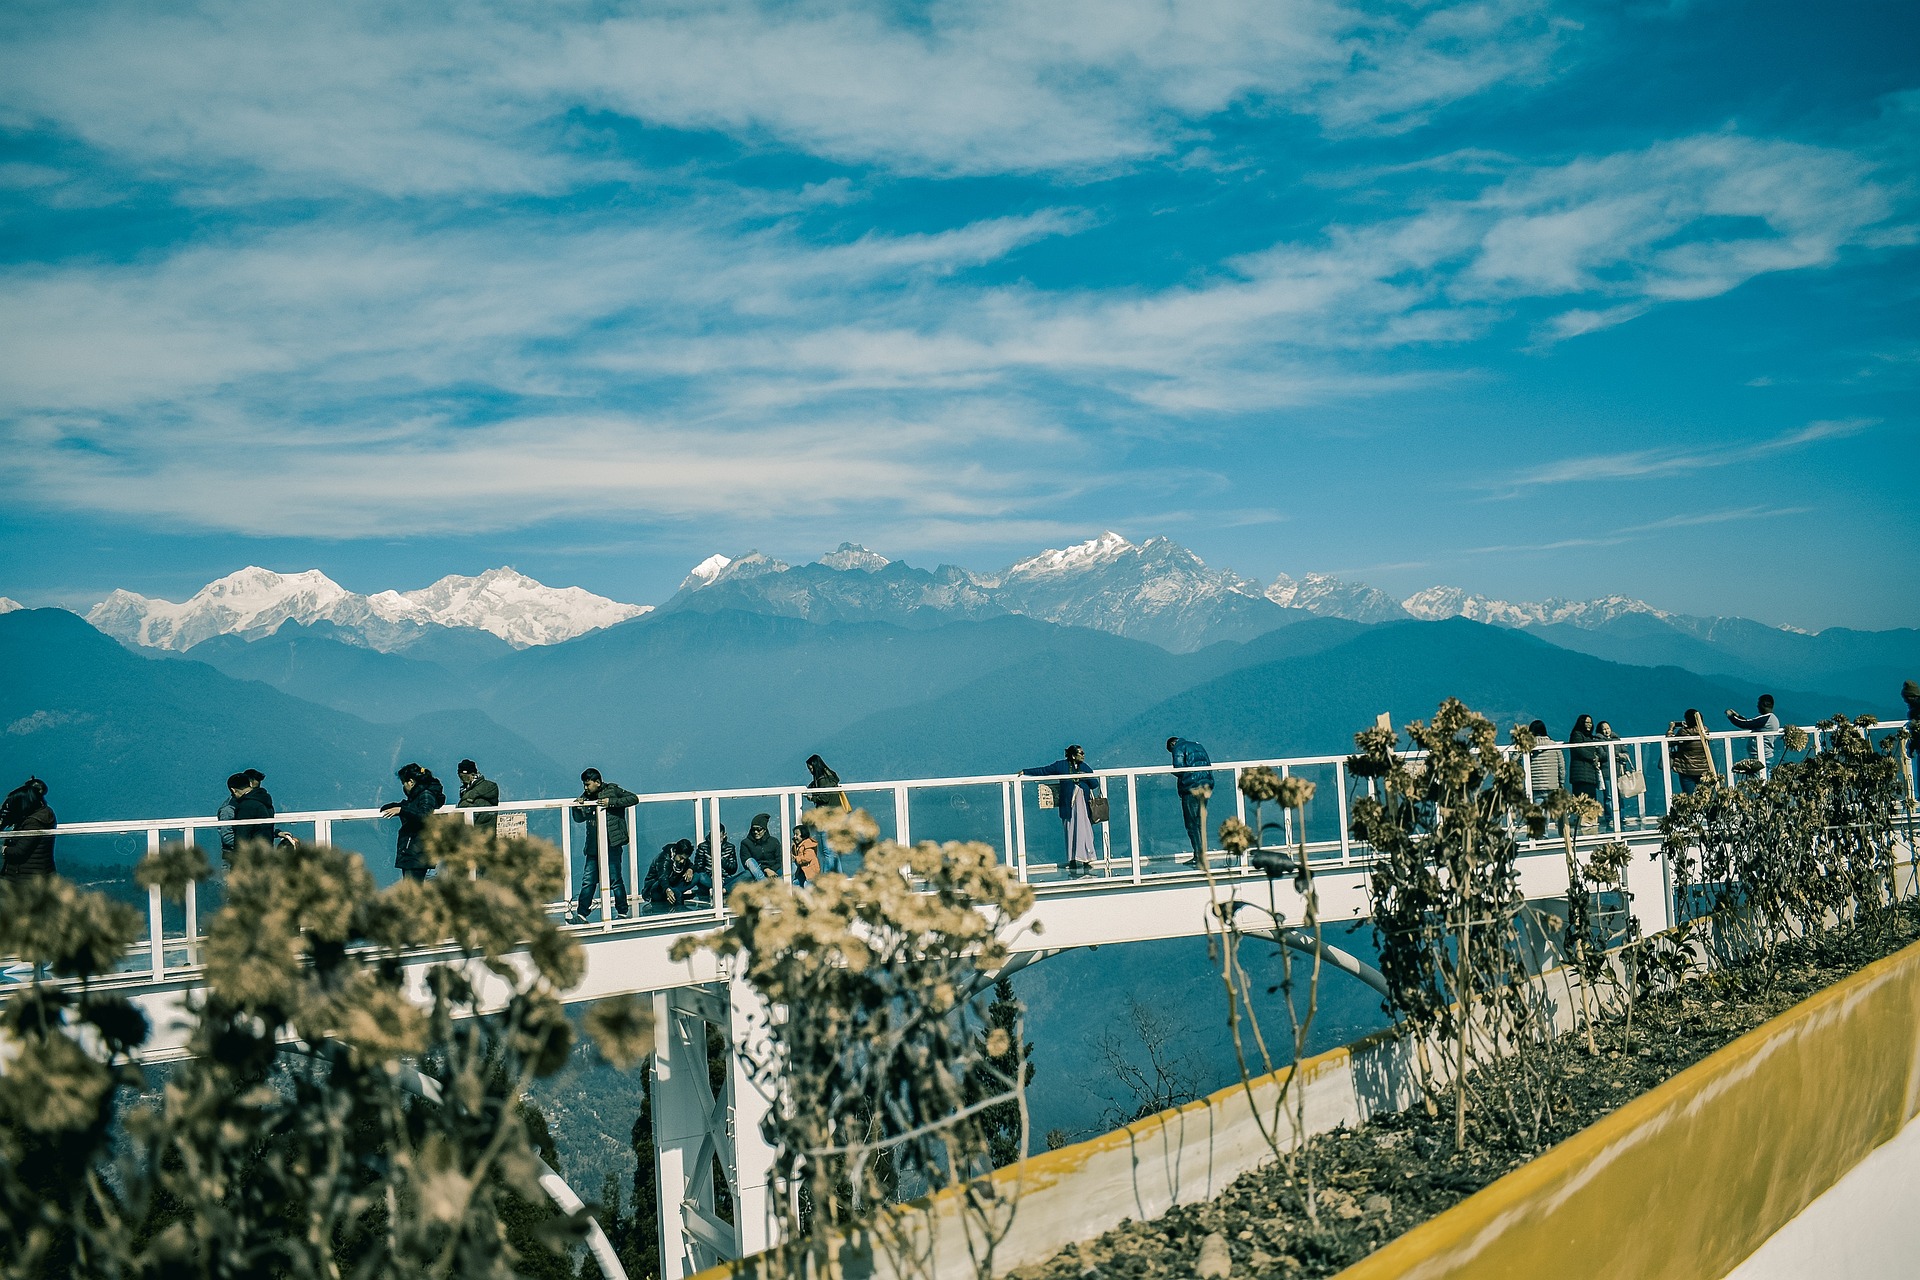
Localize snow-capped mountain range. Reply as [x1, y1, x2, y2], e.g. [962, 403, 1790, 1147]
[86, 567, 648, 652]
[35, 532, 1831, 660]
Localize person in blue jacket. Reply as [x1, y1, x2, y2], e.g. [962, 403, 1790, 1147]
[1021, 745, 1098, 874]
[1167, 736, 1216, 865]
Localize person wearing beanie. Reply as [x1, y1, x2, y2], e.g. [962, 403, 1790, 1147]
[568, 768, 638, 922]
[739, 812, 780, 882]
[455, 759, 500, 836]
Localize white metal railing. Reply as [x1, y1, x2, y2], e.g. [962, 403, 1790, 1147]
[2, 719, 1911, 985]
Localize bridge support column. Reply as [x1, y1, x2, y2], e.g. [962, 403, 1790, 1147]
[651, 978, 781, 1279]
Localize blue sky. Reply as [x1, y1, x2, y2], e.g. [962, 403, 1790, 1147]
[0, 0, 1915, 629]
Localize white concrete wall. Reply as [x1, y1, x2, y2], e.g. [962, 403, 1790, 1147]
[1721, 1115, 1920, 1280]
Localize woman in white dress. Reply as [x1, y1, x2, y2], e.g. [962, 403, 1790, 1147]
[1021, 744, 1098, 874]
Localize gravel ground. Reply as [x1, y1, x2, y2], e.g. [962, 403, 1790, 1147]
[1009, 907, 1920, 1280]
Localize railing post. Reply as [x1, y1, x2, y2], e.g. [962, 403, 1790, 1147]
[1099, 775, 1113, 869]
[1279, 763, 1293, 852]
[779, 791, 792, 879]
[597, 808, 614, 931]
[1336, 763, 1351, 864]
[1606, 744, 1622, 833]
[1012, 780, 1029, 882]
[146, 828, 164, 978]
[710, 797, 726, 919]
[999, 780, 1014, 869]
[1660, 738, 1674, 817]
[181, 823, 200, 964]
[1126, 772, 1142, 885]
[894, 784, 910, 848]
[560, 810, 573, 913]
[627, 805, 641, 909]
[314, 817, 331, 846]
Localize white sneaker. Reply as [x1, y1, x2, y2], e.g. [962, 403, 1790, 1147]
[1174, 852, 1197, 864]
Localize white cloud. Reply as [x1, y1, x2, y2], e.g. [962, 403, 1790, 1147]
[1501, 419, 1878, 489]
[0, 0, 1565, 194]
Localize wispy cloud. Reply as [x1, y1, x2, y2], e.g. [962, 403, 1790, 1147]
[1500, 419, 1878, 490]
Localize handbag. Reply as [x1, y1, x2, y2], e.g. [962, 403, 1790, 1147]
[1088, 795, 1111, 823]
[1617, 770, 1646, 800]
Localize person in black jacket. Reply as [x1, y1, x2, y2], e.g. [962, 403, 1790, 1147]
[693, 824, 739, 897]
[244, 768, 273, 814]
[1021, 746, 1098, 873]
[456, 759, 500, 836]
[0, 778, 55, 879]
[804, 755, 850, 810]
[381, 763, 445, 881]
[568, 768, 637, 922]
[738, 813, 780, 882]
[220, 772, 277, 862]
[643, 839, 699, 909]
[1166, 736, 1216, 865]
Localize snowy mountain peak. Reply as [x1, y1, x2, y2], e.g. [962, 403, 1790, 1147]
[1005, 531, 1137, 579]
[681, 554, 733, 591]
[0, 597, 22, 615]
[817, 543, 891, 573]
[1267, 573, 1409, 623]
[1401, 586, 1666, 629]
[86, 566, 646, 651]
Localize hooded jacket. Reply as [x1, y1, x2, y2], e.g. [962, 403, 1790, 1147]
[1668, 721, 1714, 781]
[394, 772, 447, 870]
[1, 790, 56, 877]
[572, 782, 639, 848]
[233, 787, 277, 847]
[739, 813, 781, 876]
[644, 840, 698, 905]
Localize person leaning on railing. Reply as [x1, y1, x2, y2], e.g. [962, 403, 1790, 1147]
[1667, 709, 1716, 794]
[382, 763, 446, 882]
[1724, 694, 1781, 775]
[455, 759, 499, 836]
[567, 767, 636, 923]
[1902, 681, 1919, 799]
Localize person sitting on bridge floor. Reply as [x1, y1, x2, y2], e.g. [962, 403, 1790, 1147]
[567, 768, 636, 922]
[643, 838, 700, 909]
[382, 763, 445, 882]
[790, 824, 840, 888]
[805, 755, 850, 810]
[455, 759, 500, 836]
[1022, 744, 1098, 875]
[1725, 694, 1781, 775]
[0, 777, 55, 880]
[693, 823, 740, 897]
[1166, 736, 1215, 866]
[739, 813, 780, 882]
[1667, 709, 1716, 795]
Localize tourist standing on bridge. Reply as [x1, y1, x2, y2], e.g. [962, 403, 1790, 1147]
[1567, 715, 1602, 833]
[643, 839, 698, 908]
[455, 759, 500, 836]
[1596, 721, 1635, 831]
[382, 763, 445, 882]
[1166, 736, 1215, 866]
[0, 778, 55, 879]
[1667, 710, 1716, 795]
[1023, 745, 1098, 874]
[568, 768, 636, 922]
[805, 755, 850, 810]
[220, 772, 276, 862]
[1905, 681, 1920, 801]
[244, 768, 273, 815]
[1526, 720, 1565, 811]
[1724, 695, 1781, 774]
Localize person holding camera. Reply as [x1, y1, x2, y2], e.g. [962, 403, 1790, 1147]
[643, 838, 699, 909]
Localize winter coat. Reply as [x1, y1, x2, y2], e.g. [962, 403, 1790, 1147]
[739, 813, 781, 876]
[572, 783, 639, 849]
[1167, 739, 1215, 796]
[1567, 728, 1602, 790]
[1529, 739, 1566, 793]
[1023, 757, 1096, 811]
[805, 762, 849, 809]
[394, 774, 447, 870]
[1668, 722, 1714, 781]
[695, 831, 738, 884]
[790, 833, 840, 887]
[644, 842, 698, 906]
[1, 797, 56, 878]
[1, 794, 55, 875]
[233, 788, 277, 847]
[218, 796, 239, 859]
[458, 775, 501, 832]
